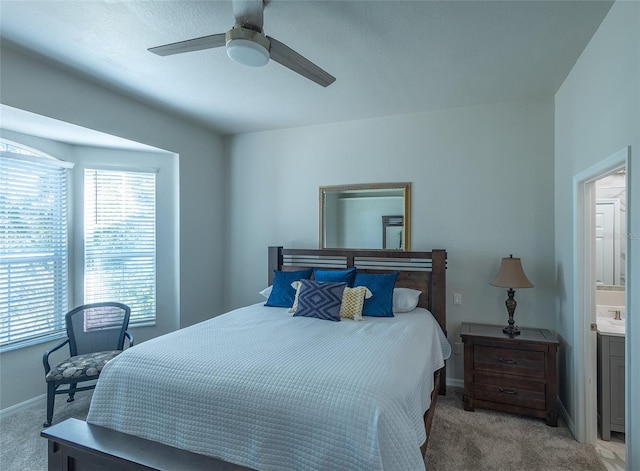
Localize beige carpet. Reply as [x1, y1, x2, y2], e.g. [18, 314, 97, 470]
[1, 387, 605, 471]
[1, 392, 93, 471]
[425, 387, 606, 471]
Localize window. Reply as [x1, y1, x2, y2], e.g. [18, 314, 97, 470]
[1, 139, 161, 351]
[84, 168, 156, 326]
[0, 144, 71, 350]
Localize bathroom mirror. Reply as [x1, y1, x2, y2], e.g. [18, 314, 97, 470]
[595, 171, 626, 287]
[319, 183, 410, 250]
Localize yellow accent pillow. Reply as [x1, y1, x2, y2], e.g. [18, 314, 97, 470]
[339, 286, 372, 321]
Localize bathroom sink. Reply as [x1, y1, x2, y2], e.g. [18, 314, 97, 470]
[596, 317, 626, 336]
[596, 305, 625, 318]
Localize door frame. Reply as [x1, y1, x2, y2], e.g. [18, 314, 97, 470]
[573, 146, 629, 444]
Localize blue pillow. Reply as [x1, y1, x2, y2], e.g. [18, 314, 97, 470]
[265, 268, 313, 308]
[293, 279, 346, 322]
[354, 272, 399, 317]
[313, 266, 357, 287]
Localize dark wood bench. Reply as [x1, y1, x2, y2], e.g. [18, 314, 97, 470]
[41, 418, 255, 471]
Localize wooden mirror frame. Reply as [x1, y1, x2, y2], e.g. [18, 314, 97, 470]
[319, 182, 411, 251]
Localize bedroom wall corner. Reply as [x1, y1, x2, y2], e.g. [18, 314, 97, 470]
[220, 135, 234, 313]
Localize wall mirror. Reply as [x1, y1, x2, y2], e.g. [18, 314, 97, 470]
[319, 183, 410, 250]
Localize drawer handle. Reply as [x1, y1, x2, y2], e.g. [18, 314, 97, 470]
[498, 358, 517, 364]
[499, 388, 518, 395]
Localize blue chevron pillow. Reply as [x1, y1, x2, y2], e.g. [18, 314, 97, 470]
[293, 279, 347, 322]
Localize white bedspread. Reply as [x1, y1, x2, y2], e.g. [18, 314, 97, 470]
[87, 303, 451, 471]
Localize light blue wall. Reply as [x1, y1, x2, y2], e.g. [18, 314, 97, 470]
[555, 1, 639, 466]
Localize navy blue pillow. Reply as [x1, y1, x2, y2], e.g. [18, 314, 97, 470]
[293, 279, 346, 322]
[265, 268, 313, 308]
[354, 272, 399, 317]
[313, 266, 357, 287]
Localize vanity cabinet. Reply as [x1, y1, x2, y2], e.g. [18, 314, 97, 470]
[597, 333, 625, 440]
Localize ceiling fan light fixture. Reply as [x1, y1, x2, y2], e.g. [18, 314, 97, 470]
[149, 2, 334, 87]
[226, 38, 269, 67]
[225, 27, 271, 67]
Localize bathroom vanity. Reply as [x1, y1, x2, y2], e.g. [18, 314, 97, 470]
[597, 322, 625, 440]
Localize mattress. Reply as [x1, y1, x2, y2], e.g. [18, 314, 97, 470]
[87, 303, 451, 471]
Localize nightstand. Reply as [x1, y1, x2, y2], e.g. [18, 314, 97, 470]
[460, 322, 559, 426]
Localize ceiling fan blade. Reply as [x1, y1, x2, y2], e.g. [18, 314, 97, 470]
[148, 33, 226, 56]
[268, 36, 336, 87]
[233, 0, 264, 30]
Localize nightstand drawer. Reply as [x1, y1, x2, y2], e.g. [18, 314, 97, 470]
[475, 373, 546, 410]
[474, 346, 545, 378]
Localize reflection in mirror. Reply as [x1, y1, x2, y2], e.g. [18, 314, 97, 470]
[320, 183, 410, 250]
[382, 215, 404, 249]
[595, 170, 626, 287]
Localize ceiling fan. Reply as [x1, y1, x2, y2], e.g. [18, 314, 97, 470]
[148, 0, 335, 87]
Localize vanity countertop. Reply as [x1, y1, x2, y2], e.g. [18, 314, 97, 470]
[597, 317, 625, 337]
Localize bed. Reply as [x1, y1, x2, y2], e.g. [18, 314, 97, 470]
[41, 247, 449, 471]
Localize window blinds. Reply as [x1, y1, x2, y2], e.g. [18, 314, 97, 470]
[84, 168, 156, 326]
[0, 152, 69, 348]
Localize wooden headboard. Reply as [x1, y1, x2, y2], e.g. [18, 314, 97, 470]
[268, 246, 448, 394]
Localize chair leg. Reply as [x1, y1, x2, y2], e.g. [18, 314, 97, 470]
[67, 382, 77, 402]
[44, 382, 56, 427]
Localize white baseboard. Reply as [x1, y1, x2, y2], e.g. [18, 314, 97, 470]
[446, 378, 464, 389]
[558, 396, 577, 439]
[0, 394, 46, 420]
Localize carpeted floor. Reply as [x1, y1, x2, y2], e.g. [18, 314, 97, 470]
[1, 387, 606, 471]
[1, 392, 95, 471]
[425, 388, 606, 471]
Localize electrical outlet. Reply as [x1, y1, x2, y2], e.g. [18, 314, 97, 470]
[453, 342, 463, 355]
[453, 293, 462, 305]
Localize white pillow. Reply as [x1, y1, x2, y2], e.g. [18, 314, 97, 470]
[260, 282, 301, 302]
[393, 288, 422, 313]
[288, 281, 303, 313]
[259, 285, 273, 299]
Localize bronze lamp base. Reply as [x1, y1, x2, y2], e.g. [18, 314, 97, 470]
[503, 288, 521, 336]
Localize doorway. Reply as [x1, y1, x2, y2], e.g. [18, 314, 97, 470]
[573, 146, 629, 463]
[594, 171, 626, 467]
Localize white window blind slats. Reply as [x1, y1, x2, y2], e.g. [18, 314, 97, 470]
[0, 150, 75, 169]
[0, 280, 67, 302]
[84, 169, 156, 326]
[1, 154, 69, 349]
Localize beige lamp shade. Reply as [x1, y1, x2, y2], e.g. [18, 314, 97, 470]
[490, 255, 533, 289]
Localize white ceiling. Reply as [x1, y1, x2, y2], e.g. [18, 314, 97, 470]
[1, 104, 167, 151]
[1, 0, 613, 136]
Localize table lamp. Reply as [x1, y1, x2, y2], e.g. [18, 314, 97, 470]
[490, 255, 533, 336]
